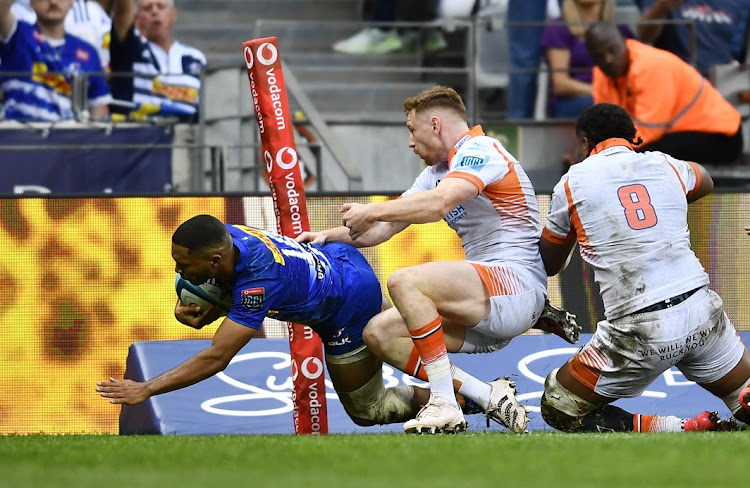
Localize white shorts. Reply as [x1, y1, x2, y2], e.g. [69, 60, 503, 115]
[568, 286, 745, 398]
[460, 262, 545, 354]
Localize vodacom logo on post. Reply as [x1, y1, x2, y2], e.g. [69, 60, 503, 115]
[244, 42, 278, 69]
[264, 147, 298, 172]
[291, 357, 324, 381]
[256, 42, 278, 66]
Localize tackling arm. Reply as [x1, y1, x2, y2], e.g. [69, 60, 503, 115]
[96, 318, 256, 404]
[343, 178, 478, 240]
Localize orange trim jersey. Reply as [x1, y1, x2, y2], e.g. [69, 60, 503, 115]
[402, 125, 546, 291]
[592, 39, 740, 146]
[542, 139, 709, 320]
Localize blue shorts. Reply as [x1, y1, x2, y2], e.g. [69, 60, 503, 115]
[313, 243, 383, 357]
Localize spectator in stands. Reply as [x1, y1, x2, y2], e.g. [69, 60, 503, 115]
[12, 0, 112, 70]
[0, 0, 112, 121]
[635, 0, 750, 79]
[506, 0, 548, 120]
[586, 21, 743, 165]
[109, 0, 206, 120]
[332, 0, 446, 55]
[540, 0, 634, 118]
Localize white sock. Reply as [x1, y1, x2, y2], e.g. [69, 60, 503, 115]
[454, 367, 492, 410]
[423, 355, 458, 407]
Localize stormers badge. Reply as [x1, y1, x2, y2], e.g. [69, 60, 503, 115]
[241, 287, 265, 309]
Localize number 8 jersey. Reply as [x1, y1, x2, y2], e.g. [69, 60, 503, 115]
[542, 138, 710, 320]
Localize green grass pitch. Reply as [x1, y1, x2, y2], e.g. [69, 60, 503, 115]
[0, 432, 747, 487]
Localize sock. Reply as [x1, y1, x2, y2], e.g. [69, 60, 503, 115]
[405, 347, 428, 382]
[409, 316, 456, 406]
[454, 366, 492, 410]
[633, 413, 685, 433]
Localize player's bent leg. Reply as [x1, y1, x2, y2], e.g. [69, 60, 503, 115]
[326, 346, 422, 426]
[541, 367, 600, 432]
[709, 349, 750, 425]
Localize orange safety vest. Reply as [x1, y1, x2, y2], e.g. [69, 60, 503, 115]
[592, 39, 740, 146]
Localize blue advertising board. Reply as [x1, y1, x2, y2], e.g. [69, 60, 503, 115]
[120, 333, 748, 435]
[0, 126, 172, 194]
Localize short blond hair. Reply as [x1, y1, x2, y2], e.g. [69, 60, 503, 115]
[403, 85, 466, 120]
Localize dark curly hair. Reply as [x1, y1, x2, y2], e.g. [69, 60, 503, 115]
[576, 103, 642, 148]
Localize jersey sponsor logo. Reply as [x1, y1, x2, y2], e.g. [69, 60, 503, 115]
[182, 56, 204, 76]
[454, 134, 471, 150]
[682, 6, 731, 24]
[241, 287, 265, 309]
[444, 204, 467, 225]
[455, 154, 487, 169]
[31, 62, 72, 95]
[326, 336, 351, 347]
[75, 48, 89, 62]
[152, 78, 199, 103]
[232, 225, 285, 264]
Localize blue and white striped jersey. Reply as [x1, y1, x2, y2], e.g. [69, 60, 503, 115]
[0, 19, 112, 121]
[110, 24, 205, 118]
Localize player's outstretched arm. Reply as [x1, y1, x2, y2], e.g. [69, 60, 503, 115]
[96, 319, 257, 404]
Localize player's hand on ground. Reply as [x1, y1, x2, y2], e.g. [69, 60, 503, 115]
[96, 378, 150, 405]
[745, 225, 750, 235]
[174, 300, 221, 329]
[341, 203, 375, 240]
[296, 231, 327, 244]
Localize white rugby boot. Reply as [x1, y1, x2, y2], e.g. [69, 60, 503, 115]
[485, 377, 530, 434]
[403, 395, 467, 434]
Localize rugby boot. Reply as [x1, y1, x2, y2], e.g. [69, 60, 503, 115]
[485, 376, 529, 433]
[404, 395, 467, 435]
[684, 411, 722, 431]
[739, 386, 750, 414]
[534, 299, 581, 344]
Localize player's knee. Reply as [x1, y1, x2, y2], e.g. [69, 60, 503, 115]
[540, 392, 578, 432]
[386, 267, 416, 299]
[340, 374, 415, 425]
[541, 368, 596, 432]
[362, 318, 385, 357]
[720, 376, 750, 425]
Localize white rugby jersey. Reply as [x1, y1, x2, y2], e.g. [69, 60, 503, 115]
[403, 126, 546, 287]
[543, 138, 710, 320]
[110, 24, 206, 117]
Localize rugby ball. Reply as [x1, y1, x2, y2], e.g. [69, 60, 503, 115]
[175, 275, 233, 314]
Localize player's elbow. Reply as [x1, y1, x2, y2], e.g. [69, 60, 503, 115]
[202, 346, 235, 373]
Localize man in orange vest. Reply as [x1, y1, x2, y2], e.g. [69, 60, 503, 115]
[585, 21, 743, 165]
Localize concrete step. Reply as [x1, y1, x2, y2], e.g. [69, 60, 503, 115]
[177, 0, 361, 24]
[295, 80, 434, 116]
